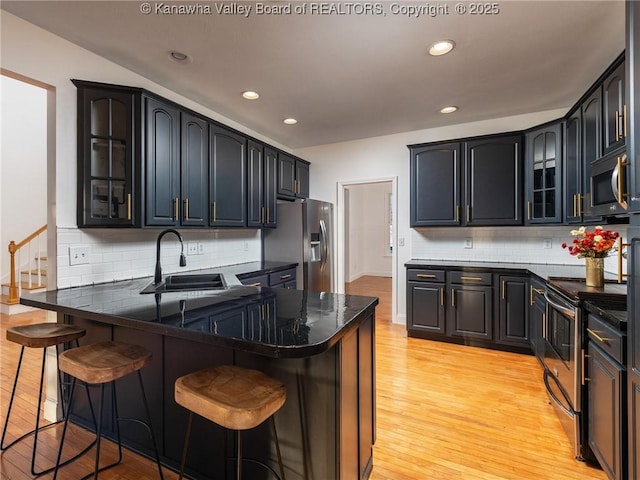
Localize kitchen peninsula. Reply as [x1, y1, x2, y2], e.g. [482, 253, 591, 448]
[20, 266, 378, 480]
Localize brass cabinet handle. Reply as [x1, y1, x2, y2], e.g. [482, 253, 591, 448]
[573, 194, 577, 218]
[618, 236, 630, 283]
[582, 349, 588, 384]
[501, 280, 506, 300]
[280, 274, 292, 280]
[530, 285, 534, 306]
[173, 197, 179, 221]
[440, 287, 444, 306]
[460, 276, 483, 281]
[184, 198, 189, 221]
[455, 205, 460, 223]
[623, 104, 627, 137]
[416, 273, 437, 279]
[466, 205, 470, 223]
[261, 206, 265, 224]
[615, 110, 620, 142]
[527, 201, 532, 220]
[127, 193, 131, 220]
[451, 288, 455, 308]
[211, 202, 216, 222]
[587, 328, 611, 345]
[576, 193, 582, 216]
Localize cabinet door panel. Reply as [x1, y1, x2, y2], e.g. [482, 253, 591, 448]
[181, 113, 208, 227]
[209, 125, 247, 227]
[627, 2, 640, 212]
[296, 161, 310, 198]
[496, 275, 529, 347]
[588, 342, 624, 480]
[407, 282, 446, 335]
[449, 285, 492, 339]
[145, 97, 180, 226]
[603, 62, 626, 155]
[465, 136, 522, 226]
[525, 124, 562, 224]
[247, 141, 264, 228]
[565, 110, 583, 223]
[264, 148, 278, 227]
[582, 91, 604, 223]
[277, 153, 296, 198]
[410, 143, 461, 226]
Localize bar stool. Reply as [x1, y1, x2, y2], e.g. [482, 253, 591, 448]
[1, 322, 96, 476]
[52, 340, 164, 480]
[175, 365, 287, 480]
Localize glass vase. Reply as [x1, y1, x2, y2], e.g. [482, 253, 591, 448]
[585, 257, 605, 288]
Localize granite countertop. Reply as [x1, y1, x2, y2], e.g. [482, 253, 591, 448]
[584, 301, 628, 330]
[20, 261, 378, 359]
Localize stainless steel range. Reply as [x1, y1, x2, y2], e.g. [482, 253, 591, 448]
[543, 278, 627, 462]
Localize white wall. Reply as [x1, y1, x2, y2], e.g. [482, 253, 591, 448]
[0, 11, 289, 288]
[0, 75, 47, 282]
[346, 182, 392, 281]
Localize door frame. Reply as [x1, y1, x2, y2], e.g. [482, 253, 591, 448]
[337, 177, 398, 323]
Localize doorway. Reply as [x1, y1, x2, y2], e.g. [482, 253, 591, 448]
[338, 178, 397, 323]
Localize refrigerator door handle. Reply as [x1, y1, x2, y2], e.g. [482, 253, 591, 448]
[319, 219, 328, 271]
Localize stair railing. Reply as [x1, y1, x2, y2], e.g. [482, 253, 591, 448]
[7, 224, 47, 304]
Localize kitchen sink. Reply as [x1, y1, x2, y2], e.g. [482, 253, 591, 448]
[140, 273, 227, 294]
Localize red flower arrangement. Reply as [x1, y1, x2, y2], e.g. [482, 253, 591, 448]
[561, 226, 619, 258]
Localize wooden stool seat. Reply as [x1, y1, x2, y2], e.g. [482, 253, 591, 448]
[175, 365, 286, 431]
[7, 323, 86, 348]
[58, 341, 152, 385]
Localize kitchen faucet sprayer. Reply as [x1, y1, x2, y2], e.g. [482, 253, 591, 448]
[154, 229, 187, 284]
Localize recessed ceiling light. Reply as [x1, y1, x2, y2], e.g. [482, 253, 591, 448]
[242, 91, 260, 100]
[283, 118, 298, 125]
[440, 106, 458, 114]
[168, 51, 191, 64]
[429, 40, 455, 56]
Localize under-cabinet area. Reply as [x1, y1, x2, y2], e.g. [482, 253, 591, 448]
[74, 80, 310, 229]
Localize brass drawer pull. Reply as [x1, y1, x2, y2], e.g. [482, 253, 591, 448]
[280, 274, 292, 280]
[249, 282, 262, 287]
[587, 328, 610, 345]
[416, 273, 437, 279]
[460, 276, 483, 281]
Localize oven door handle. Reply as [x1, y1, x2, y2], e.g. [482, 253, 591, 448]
[543, 369, 574, 416]
[544, 292, 576, 319]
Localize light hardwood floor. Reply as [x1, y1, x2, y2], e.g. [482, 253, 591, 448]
[0, 277, 607, 479]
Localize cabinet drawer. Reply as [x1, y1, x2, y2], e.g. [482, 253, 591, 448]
[269, 268, 297, 286]
[239, 274, 269, 287]
[407, 269, 445, 283]
[448, 271, 492, 286]
[587, 314, 626, 364]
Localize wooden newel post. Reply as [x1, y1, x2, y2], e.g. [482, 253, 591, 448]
[8, 240, 18, 304]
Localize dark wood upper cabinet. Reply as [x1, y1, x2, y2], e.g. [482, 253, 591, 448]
[75, 83, 139, 227]
[145, 96, 181, 227]
[180, 112, 208, 227]
[525, 122, 563, 224]
[581, 89, 604, 223]
[465, 135, 523, 226]
[247, 141, 278, 228]
[410, 143, 461, 227]
[603, 61, 626, 155]
[564, 109, 583, 224]
[209, 124, 247, 227]
[277, 152, 310, 199]
[410, 135, 522, 227]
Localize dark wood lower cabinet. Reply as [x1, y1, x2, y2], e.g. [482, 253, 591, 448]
[407, 281, 446, 335]
[448, 284, 492, 340]
[62, 312, 375, 480]
[496, 275, 530, 348]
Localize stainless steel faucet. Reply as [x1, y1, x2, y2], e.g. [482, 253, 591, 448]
[154, 229, 187, 284]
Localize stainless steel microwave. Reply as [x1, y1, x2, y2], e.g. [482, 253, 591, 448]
[588, 148, 629, 217]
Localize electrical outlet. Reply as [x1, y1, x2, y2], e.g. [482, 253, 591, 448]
[464, 238, 473, 249]
[399, 237, 405, 247]
[198, 242, 205, 254]
[187, 242, 198, 255]
[244, 241, 249, 251]
[69, 245, 90, 266]
[543, 239, 553, 249]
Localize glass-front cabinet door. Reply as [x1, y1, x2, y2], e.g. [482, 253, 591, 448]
[525, 122, 563, 224]
[76, 82, 137, 227]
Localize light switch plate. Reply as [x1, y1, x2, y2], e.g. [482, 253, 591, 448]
[464, 238, 473, 249]
[543, 239, 552, 249]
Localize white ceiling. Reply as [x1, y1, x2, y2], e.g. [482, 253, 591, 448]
[1, 1, 626, 149]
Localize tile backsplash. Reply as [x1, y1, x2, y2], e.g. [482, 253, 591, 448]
[56, 227, 261, 288]
[411, 225, 629, 275]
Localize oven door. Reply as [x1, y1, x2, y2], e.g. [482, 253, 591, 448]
[543, 288, 580, 411]
[588, 150, 628, 217]
[543, 367, 582, 459]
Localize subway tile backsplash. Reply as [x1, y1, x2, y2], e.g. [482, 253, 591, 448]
[56, 227, 261, 288]
[411, 225, 629, 276]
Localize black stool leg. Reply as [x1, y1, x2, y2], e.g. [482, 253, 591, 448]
[0, 346, 26, 450]
[236, 430, 242, 480]
[136, 370, 164, 480]
[53, 377, 77, 480]
[271, 416, 286, 480]
[178, 412, 194, 480]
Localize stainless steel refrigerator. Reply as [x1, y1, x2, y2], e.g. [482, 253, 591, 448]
[263, 199, 333, 292]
